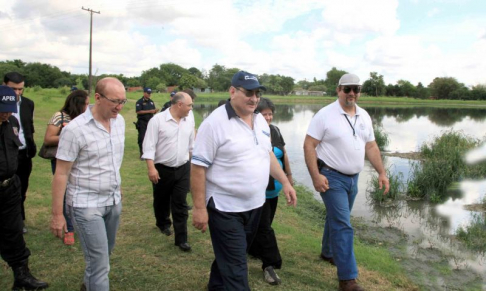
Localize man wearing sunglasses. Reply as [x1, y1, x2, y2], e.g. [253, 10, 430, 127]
[50, 77, 127, 291]
[191, 71, 297, 290]
[304, 73, 389, 291]
[135, 88, 157, 157]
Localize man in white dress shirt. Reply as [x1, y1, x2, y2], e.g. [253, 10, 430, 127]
[50, 77, 127, 291]
[142, 92, 195, 252]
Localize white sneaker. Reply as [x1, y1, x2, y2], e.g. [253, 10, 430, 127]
[263, 266, 281, 285]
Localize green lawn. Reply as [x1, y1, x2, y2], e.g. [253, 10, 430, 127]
[0, 88, 418, 290]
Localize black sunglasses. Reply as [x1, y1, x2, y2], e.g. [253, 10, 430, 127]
[342, 86, 361, 94]
[236, 87, 262, 98]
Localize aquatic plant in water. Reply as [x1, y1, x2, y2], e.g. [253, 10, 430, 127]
[406, 130, 486, 202]
[367, 166, 403, 204]
[374, 125, 389, 151]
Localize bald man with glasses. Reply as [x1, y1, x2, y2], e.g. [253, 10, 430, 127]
[50, 77, 127, 291]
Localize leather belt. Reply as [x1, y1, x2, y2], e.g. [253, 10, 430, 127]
[317, 159, 357, 178]
[0, 177, 13, 188]
[322, 165, 357, 178]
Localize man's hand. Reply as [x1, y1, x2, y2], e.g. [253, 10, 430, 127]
[282, 183, 297, 207]
[148, 167, 160, 184]
[192, 208, 208, 233]
[312, 174, 329, 193]
[50, 214, 67, 239]
[378, 173, 390, 195]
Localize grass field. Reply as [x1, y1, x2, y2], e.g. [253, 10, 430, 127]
[0, 88, 421, 290]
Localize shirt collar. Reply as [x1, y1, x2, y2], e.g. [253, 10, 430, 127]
[225, 100, 238, 120]
[165, 107, 185, 122]
[81, 105, 95, 124]
[335, 99, 362, 116]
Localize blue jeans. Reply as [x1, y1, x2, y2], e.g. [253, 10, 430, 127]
[319, 167, 359, 280]
[68, 203, 122, 291]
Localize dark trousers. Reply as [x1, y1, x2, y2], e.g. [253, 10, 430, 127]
[137, 120, 148, 156]
[0, 175, 30, 267]
[152, 162, 189, 245]
[248, 196, 282, 270]
[207, 198, 263, 291]
[16, 149, 32, 221]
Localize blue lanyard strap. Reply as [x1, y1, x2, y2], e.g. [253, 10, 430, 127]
[344, 115, 358, 137]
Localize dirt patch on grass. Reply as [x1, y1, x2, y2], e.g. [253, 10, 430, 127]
[354, 220, 485, 290]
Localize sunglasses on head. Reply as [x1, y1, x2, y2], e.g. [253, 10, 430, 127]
[342, 86, 361, 94]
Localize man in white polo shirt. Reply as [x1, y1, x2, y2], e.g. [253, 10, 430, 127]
[50, 77, 127, 291]
[191, 71, 297, 290]
[142, 92, 194, 252]
[303, 73, 389, 291]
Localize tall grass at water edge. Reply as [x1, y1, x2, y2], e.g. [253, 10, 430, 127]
[374, 126, 389, 152]
[367, 166, 403, 204]
[406, 130, 486, 202]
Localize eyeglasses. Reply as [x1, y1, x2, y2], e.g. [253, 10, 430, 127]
[145, 92, 152, 94]
[236, 87, 262, 98]
[99, 93, 127, 105]
[342, 86, 361, 94]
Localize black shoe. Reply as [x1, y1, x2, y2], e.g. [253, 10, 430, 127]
[12, 262, 49, 290]
[160, 228, 172, 236]
[178, 242, 191, 252]
[186, 205, 193, 210]
[320, 253, 336, 266]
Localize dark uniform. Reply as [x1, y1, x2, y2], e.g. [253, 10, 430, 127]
[135, 97, 156, 156]
[161, 100, 171, 112]
[0, 116, 48, 290]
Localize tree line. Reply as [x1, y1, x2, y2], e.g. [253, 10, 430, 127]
[1, 59, 485, 100]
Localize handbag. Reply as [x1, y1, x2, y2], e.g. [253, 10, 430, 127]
[38, 112, 64, 160]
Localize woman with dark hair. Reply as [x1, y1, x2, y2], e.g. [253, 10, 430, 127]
[249, 97, 293, 285]
[43, 89, 89, 245]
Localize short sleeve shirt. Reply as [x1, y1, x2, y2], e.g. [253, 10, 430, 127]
[191, 103, 272, 212]
[306, 100, 375, 175]
[57, 105, 125, 208]
[136, 97, 156, 122]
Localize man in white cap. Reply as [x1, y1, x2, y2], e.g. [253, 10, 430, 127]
[303, 73, 389, 291]
[0, 85, 48, 290]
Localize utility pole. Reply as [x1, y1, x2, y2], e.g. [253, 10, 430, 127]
[82, 7, 100, 96]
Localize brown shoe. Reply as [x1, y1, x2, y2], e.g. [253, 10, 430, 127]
[320, 253, 336, 266]
[339, 279, 364, 291]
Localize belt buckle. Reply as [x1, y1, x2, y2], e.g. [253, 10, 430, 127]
[1, 178, 10, 187]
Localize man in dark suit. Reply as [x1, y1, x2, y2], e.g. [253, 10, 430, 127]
[3, 72, 36, 234]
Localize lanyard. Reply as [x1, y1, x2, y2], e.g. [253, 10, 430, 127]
[344, 115, 358, 137]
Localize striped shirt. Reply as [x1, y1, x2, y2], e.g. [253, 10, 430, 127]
[47, 111, 71, 127]
[57, 105, 125, 208]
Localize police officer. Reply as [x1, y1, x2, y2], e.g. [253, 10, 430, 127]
[161, 90, 177, 112]
[135, 88, 157, 157]
[0, 85, 48, 290]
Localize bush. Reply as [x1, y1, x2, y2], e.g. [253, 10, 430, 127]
[406, 130, 485, 202]
[374, 126, 389, 151]
[367, 166, 403, 203]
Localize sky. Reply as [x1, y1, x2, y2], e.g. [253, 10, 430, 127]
[0, 0, 485, 87]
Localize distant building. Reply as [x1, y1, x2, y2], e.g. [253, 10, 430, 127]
[293, 90, 326, 96]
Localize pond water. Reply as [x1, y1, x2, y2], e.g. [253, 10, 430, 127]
[193, 103, 486, 280]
